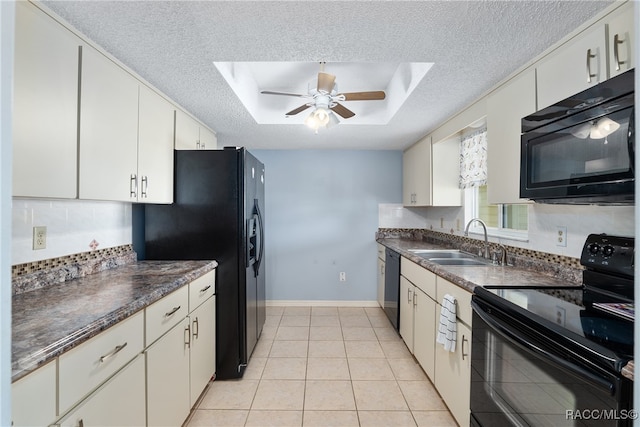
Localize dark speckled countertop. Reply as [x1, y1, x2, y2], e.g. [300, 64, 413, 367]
[378, 238, 579, 292]
[12, 260, 217, 382]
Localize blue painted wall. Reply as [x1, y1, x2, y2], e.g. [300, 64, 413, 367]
[251, 150, 402, 302]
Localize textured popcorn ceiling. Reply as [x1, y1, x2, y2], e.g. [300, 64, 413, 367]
[42, 1, 613, 150]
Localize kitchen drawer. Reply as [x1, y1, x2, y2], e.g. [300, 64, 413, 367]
[145, 285, 189, 346]
[189, 270, 216, 312]
[401, 257, 436, 299]
[58, 310, 143, 413]
[436, 278, 472, 326]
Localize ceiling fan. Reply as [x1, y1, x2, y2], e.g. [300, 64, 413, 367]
[260, 63, 386, 131]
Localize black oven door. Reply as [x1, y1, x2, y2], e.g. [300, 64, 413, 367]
[470, 298, 632, 427]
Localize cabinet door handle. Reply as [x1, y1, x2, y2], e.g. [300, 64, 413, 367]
[165, 306, 181, 317]
[141, 176, 148, 198]
[586, 48, 597, 83]
[199, 285, 211, 293]
[185, 324, 191, 348]
[413, 291, 417, 307]
[407, 288, 412, 303]
[461, 335, 469, 360]
[130, 174, 137, 198]
[78, 419, 84, 427]
[196, 140, 201, 149]
[99, 342, 127, 363]
[614, 33, 625, 71]
[192, 317, 199, 339]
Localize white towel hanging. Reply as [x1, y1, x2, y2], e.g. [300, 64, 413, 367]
[436, 294, 457, 352]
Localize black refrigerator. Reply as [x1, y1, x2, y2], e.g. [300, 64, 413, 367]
[136, 147, 266, 379]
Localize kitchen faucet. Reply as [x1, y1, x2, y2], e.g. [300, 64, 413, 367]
[464, 218, 489, 259]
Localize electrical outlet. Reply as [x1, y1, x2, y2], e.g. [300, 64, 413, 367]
[339, 272, 346, 282]
[33, 226, 47, 250]
[555, 306, 566, 326]
[556, 226, 567, 247]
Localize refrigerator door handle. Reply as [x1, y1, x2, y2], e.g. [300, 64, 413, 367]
[254, 198, 265, 275]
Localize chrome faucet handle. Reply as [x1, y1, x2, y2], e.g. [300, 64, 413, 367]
[498, 244, 508, 266]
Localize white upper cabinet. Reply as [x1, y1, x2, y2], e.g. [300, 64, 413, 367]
[431, 137, 462, 206]
[536, 23, 606, 110]
[486, 69, 536, 205]
[13, 1, 80, 198]
[138, 85, 175, 203]
[199, 126, 218, 150]
[607, 2, 634, 78]
[403, 136, 431, 206]
[403, 135, 462, 207]
[175, 109, 217, 150]
[79, 46, 139, 202]
[79, 47, 174, 203]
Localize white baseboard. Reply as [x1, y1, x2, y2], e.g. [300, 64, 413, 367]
[266, 300, 380, 308]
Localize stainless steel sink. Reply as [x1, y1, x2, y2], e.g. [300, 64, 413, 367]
[408, 249, 491, 266]
[427, 258, 491, 266]
[408, 249, 468, 258]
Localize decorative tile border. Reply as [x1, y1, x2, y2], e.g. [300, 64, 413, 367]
[12, 245, 137, 295]
[377, 228, 584, 285]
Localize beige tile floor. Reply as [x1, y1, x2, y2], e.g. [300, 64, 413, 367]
[186, 306, 457, 427]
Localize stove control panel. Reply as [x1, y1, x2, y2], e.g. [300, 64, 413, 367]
[580, 234, 634, 278]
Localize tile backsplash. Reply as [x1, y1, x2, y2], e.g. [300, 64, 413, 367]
[379, 203, 634, 259]
[12, 198, 132, 265]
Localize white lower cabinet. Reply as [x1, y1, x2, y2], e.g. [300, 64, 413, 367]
[412, 289, 436, 380]
[434, 277, 472, 427]
[399, 257, 473, 426]
[189, 296, 216, 407]
[145, 276, 217, 426]
[399, 276, 415, 350]
[12, 360, 57, 427]
[399, 257, 438, 381]
[56, 355, 146, 427]
[434, 320, 472, 427]
[146, 318, 191, 427]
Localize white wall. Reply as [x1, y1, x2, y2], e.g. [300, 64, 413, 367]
[12, 199, 132, 265]
[252, 149, 402, 303]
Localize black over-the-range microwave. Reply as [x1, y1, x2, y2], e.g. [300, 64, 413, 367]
[520, 69, 634, 204]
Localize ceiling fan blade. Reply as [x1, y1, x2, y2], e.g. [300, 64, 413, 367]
[261, 90, 307, 97]
[330, 103, 355, 119]
[341, 91, 386, 101]
[285, 104, 311, 116]
[317, 72, 336, 93]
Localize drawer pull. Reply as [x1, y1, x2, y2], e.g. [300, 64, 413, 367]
[99, 342, 127, 363]
[165, 306, 181, 317]
[199, 285, 211, 293]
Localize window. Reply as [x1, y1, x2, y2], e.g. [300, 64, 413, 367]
[459, 125, 528, 240]
[465, 185, 528, 240]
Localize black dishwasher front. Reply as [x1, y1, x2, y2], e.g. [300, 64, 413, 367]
[383, 248, 401, 330]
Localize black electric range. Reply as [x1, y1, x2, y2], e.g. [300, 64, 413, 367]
[471, 234, 634, 427]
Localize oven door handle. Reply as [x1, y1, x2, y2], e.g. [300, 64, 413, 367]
[471, 300, 615, 395]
